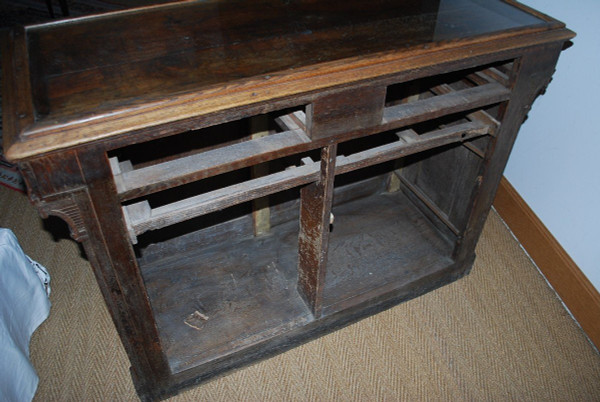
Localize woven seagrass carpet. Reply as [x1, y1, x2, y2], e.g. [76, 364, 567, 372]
[1, 183, 599, 400]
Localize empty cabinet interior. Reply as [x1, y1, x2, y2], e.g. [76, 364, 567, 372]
[2, 1, 574, 399]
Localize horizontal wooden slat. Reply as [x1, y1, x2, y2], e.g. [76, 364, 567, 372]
[382, 82, 509, 128]
[117, 80, 504, 203]
[124, 119, 493, 242]
[430, 83, 501, 136]
[124, 160, 321, 242]
[481, 67, 510, 87]
[117, 82, 505, 203]
[275, 110, 307, 132]
[336, 120, 491, 174]
[114, 127, 311, 201]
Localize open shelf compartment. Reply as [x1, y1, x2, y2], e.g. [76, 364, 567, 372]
[381, 59, 512, 130]
[139, 199, 312, 374]
[105, 58, 510, 380]
[318, 107, 499, 314]
[121, 109, 495, 245]
[109, 60, 512, 208]
[322, 177, 457, 315]
[109, 106, 310, 202]
[120, 145, 321, 244]
[130, 105, 496, 375]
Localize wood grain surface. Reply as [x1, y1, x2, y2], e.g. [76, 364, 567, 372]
[2, 0, 573, 160]
[2, 1, 576, 399]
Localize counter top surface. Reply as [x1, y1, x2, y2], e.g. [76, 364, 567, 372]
[2, 0, 573, 160]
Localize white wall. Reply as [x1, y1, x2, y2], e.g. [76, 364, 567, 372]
[504, 0, 600, 289]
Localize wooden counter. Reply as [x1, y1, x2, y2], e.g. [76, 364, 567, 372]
[2, 0, 574, 399]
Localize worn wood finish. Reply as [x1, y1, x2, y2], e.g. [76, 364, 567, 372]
[382, 82, 509, 126]
[113, 77, 508, 204]
[139, 174, 459, 377]
[335, 120, 491, 175]
[2, 1, 574, 399]
[161, 254, 475, 400]
[3, 3, 573, 160]
[1, 29, 34, 149]
[429, 84, 501, 136]
[114, 127, 310, 201]
[21, 0, 533, 122]
[323, 186, 456, 315]
[123, 119, 492, 241]
[297, 145, 337, 317]
[142, 216, 311, 374]
[452, 42, 566, 262]
[306, 86, 386, 140]
[18, 151, 171, 398]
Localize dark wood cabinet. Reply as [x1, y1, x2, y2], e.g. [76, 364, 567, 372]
[2, 1, 574, 399]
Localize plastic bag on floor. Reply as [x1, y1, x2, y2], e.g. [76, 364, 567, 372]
[0, 229, 51, 402]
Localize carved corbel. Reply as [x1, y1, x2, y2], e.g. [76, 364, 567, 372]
[521, 73, 555, 124]
[17, 158, 91, 243]
[35, 190, 89, 243]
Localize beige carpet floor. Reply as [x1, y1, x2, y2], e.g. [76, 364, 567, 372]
[1, 184, 599, 401]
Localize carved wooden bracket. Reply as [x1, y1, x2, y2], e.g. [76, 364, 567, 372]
[517, 65, 557, 125]
[35, 190, 89, 242]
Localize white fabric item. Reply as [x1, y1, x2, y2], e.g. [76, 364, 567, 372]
[0, 229, 51, 402]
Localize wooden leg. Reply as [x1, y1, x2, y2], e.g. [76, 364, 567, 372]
[453, 43, 564, 262]
[297, 144, 337, 318]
